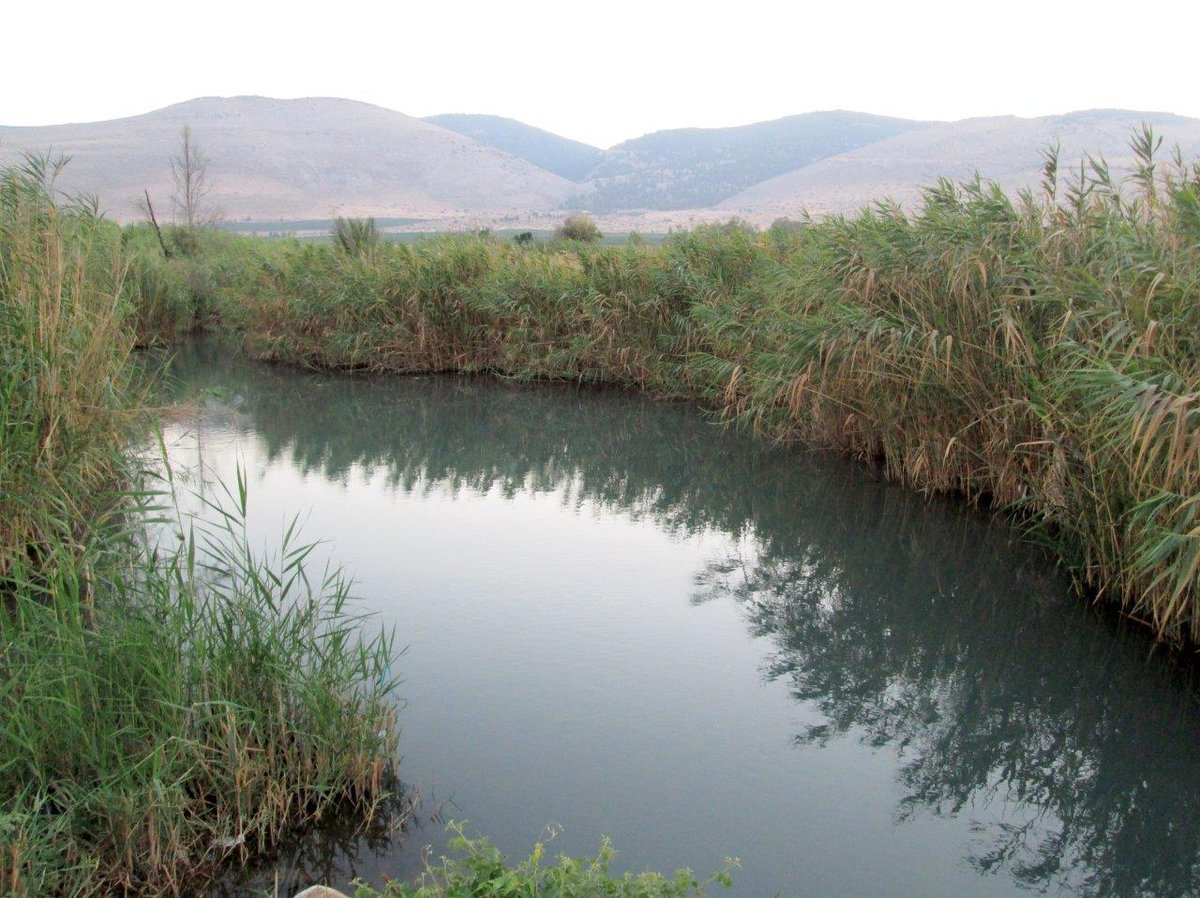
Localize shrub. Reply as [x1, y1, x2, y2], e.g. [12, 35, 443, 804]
[554, 213, 602, 243]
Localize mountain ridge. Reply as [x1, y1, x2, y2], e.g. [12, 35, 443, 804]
[3, 97, 1199, 228]
[0, 96, 576, 221]
[578, 110, 934, 211]
[719, 108, 1200, 217]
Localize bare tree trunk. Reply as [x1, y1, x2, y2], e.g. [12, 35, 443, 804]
[142, 189, 173, 259]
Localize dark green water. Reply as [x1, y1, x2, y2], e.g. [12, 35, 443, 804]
[163, 341, 1200, 897]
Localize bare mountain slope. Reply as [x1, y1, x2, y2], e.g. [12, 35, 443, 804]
[719, 109, 1200, 219]
[0, 96, 577, 221]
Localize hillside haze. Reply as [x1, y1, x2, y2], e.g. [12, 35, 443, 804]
[423, 113, 605, 182]
[720, 109, 1200, 218]
[576, 111, 933, 211]
[0, 97, 576, 222]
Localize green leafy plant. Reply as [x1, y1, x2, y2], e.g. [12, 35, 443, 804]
[352, 823, 737, 897]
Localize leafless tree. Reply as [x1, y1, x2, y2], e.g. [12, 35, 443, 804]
[140, 189, 172, 258]
[170, 124, 215, 229]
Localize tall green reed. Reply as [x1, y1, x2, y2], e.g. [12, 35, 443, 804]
[0, 154, 131, 579]
[0, 471, 400, 896]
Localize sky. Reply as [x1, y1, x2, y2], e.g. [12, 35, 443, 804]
[4, 0, 1197, 149]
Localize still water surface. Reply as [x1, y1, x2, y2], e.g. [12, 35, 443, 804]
[162, 342, 1200, 897]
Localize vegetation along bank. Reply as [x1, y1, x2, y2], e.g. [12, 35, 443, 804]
[137, 131, 1200, 649]
[0, 158, 399, 895]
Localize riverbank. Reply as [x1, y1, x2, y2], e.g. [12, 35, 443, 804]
[142, 132, 1200, 648]
[0, 159, 401, 895]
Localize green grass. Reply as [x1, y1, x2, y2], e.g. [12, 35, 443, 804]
[0, 477, 400, 896]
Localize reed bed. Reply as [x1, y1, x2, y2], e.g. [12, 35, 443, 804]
[0, 159, 401, 896]
[0, 155, 131, 580]
[212, 133, 1200, 646]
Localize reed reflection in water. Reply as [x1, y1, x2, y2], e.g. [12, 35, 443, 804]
[163, 340, 1200, 898]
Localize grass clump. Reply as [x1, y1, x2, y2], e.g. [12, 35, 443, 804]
[353, 824, 736, 898]
[0, 478, 400, 896]
[333, 217, 382, 259]
[120, 222, 270, 347]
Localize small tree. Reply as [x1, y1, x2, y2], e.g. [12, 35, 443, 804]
[554, 213, 602, 243]
[171, 125, 214, 230]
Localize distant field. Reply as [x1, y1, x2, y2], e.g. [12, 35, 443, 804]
[220, 216, 430, 235]
[221, 222, 666, 245]
[375, 230, 665, 246]
[458, 229, 667, 246]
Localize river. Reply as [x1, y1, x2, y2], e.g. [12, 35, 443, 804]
[158, 340, 1200, 897]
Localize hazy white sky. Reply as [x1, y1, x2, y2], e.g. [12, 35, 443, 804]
[4, 0, 1196, 148]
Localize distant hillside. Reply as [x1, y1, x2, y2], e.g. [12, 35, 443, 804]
[720, 109, 1200, 218]
[576, 111, 932, 212]
[4, 99, 1199, 228]
[0, 96, 576, 222]
[424, 113, 605, 182]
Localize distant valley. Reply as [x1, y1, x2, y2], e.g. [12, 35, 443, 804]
[3, 97, 1200, 230]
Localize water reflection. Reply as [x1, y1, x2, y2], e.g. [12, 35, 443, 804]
[163, 340, 1200, 897]
[207, 792, 419, 898]
[699, 511, 1200, 895]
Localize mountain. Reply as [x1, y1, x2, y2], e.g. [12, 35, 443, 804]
[0, 96, 576, 222]
[719, 109, 1200, 218]
[575, 111, 933, 212]
[423, 113, 605, 182]
[4, 100, 1199, 228]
